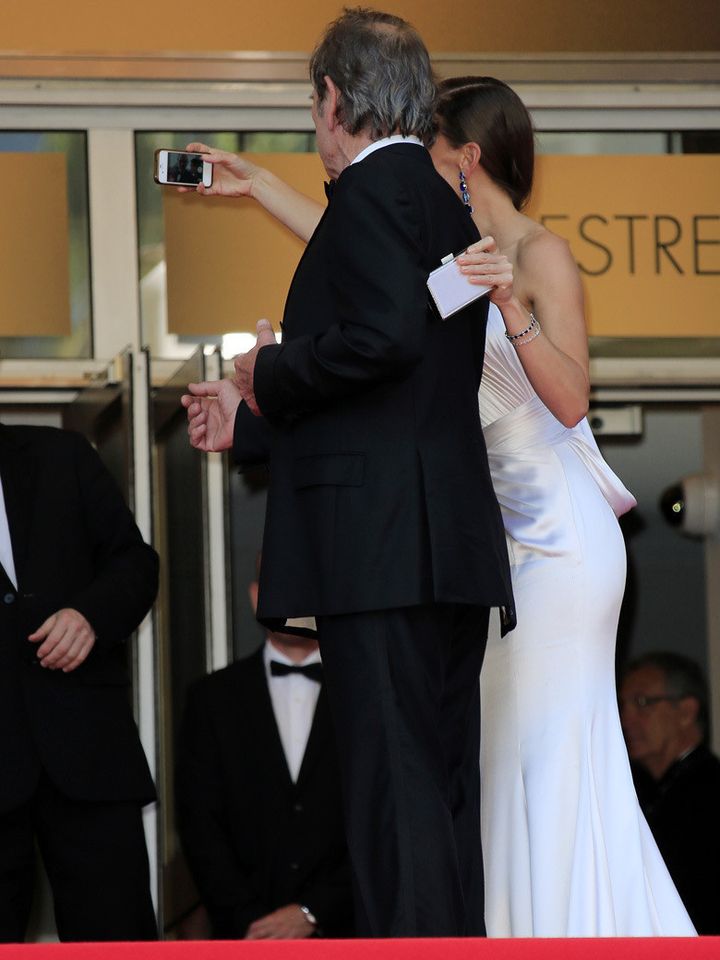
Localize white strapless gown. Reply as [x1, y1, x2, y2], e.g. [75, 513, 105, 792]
[478, 305, 695, 936]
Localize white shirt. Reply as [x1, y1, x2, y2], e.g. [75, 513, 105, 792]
[351, 134, 423, 166]
[263, 639, 322, 782]
[0, 474, 17, 589]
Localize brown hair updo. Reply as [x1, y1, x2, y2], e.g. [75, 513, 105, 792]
[435, 76, 535, 211]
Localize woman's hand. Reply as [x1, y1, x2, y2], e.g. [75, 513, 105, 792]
[177, 143, 323, 243]
[456, 236, 514, 306]
[179, 142, 262, 198]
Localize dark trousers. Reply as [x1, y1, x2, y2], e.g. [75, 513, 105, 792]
[318, 603, 489, 938]
[0, 773, 157, 943]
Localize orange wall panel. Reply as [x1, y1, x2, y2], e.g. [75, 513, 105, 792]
[163, 154, 326, 336]
[4, 0, 720, 54]
[0, 153, 71, 337]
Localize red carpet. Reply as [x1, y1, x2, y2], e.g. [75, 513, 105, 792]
[0, 939, 717, 959]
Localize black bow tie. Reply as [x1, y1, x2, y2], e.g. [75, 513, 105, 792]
[324, 179, 336, 201]
[270, 660, 323, 683]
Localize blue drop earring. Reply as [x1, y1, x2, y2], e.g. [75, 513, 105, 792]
[459, 168, 473, 214]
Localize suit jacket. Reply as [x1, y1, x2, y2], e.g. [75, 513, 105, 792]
[234, 143, 514, 628]
[176, 647, 353, 938]
[0, 424, 158, 813]
[633, 745, 720, 934]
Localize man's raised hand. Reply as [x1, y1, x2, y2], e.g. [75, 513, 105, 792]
[233, 319, 278, 417]
[181, 378, 243, 452]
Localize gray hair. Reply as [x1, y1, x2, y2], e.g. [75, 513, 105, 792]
[624, 651, 710, 739]
[309, 7, 436, 142]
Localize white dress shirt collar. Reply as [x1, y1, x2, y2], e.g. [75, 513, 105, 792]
[351, 134, 424, 166]
[263, 638, 322, 670]
[263, 639, 322, 782]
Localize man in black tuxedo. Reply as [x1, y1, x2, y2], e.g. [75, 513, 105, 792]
[176, 576, 353, 939]
[0, 423, 158, 942]
[183, 8, 513, 937]
[621, 652, 720, 934]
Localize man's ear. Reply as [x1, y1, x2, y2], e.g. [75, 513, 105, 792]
[323, 75, 341, 130]
[678, 695, 700, 730]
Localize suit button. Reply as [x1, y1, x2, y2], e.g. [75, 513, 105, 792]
[2, 593, 15, 605]
[289, 861, 300, 871]
[293, 802, 304, 814]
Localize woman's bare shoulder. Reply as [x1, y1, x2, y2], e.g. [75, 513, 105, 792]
[516, 222, 579, 283]
[516, 222, 573, 263]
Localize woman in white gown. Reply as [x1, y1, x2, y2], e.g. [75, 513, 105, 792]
[181, 75, 694, 935]
[430, 76, 694, 936]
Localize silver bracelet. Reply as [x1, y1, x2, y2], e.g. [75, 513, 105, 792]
[505, 312, 538, 342]
[512, 320, 542, 347]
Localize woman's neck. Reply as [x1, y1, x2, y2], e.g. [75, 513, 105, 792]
[468, 178, 529, 255]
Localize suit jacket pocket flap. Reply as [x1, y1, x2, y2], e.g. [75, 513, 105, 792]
[294, 453, 365, 489]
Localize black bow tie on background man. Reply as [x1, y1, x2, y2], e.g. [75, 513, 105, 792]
[270, 660, 323, 683]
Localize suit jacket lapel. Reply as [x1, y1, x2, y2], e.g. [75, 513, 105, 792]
[245, 649, 295, 789]
[0, 427, 38, 590]
[296, 684, 330, 788]
[0, 553, 14, 593]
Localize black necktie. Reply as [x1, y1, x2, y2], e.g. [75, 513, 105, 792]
[324, 179, 336, 201]
[270, 660, 323, 683]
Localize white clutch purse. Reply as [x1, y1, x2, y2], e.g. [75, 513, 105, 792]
[427, 251, 490, 320]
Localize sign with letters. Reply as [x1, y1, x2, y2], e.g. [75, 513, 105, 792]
[526, 155, 720, 337]
[164, 153, 720, 339]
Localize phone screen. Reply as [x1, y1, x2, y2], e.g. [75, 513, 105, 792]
[164, 151, 206, 185]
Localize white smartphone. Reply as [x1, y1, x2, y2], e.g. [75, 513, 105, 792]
[154, 149, 213, 188]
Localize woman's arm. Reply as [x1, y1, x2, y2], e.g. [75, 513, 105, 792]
[185, 142, 324, 243]
[458, 233, 590, 427]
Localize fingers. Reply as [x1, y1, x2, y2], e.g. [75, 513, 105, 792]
[469, 269, 513, 288]
[186, 409, 209, 445]
[245, 919, 272, 939]
[465, 235, 498, 256]
[29, 610, 96, 671]
[457, 250, 508, 273]
[255, 318, 278, 346]
[457, 248, 513, 288]
[52, 632, 95, 672]
[181, 388, 211, 448]
[185, 381, 219, 399]
[184, 143, 225, 168]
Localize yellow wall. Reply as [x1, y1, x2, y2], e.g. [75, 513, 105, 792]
[4, 0, 720, 53]
[161, 154, 720, 339]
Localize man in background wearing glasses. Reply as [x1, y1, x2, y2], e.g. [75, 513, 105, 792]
[620, 652, 720, 934]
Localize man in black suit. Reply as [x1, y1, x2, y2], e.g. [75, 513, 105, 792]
[176, 575, 353, 939]
[0, 423, 158, 942]
[620, 652, 720, 934]
[183, 8, 513, 937]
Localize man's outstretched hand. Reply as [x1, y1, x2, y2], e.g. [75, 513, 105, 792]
[233, 319, 278, 416]
[181, 378, 243, 452]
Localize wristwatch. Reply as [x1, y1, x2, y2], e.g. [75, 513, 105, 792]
[299, 905, 318, 927]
